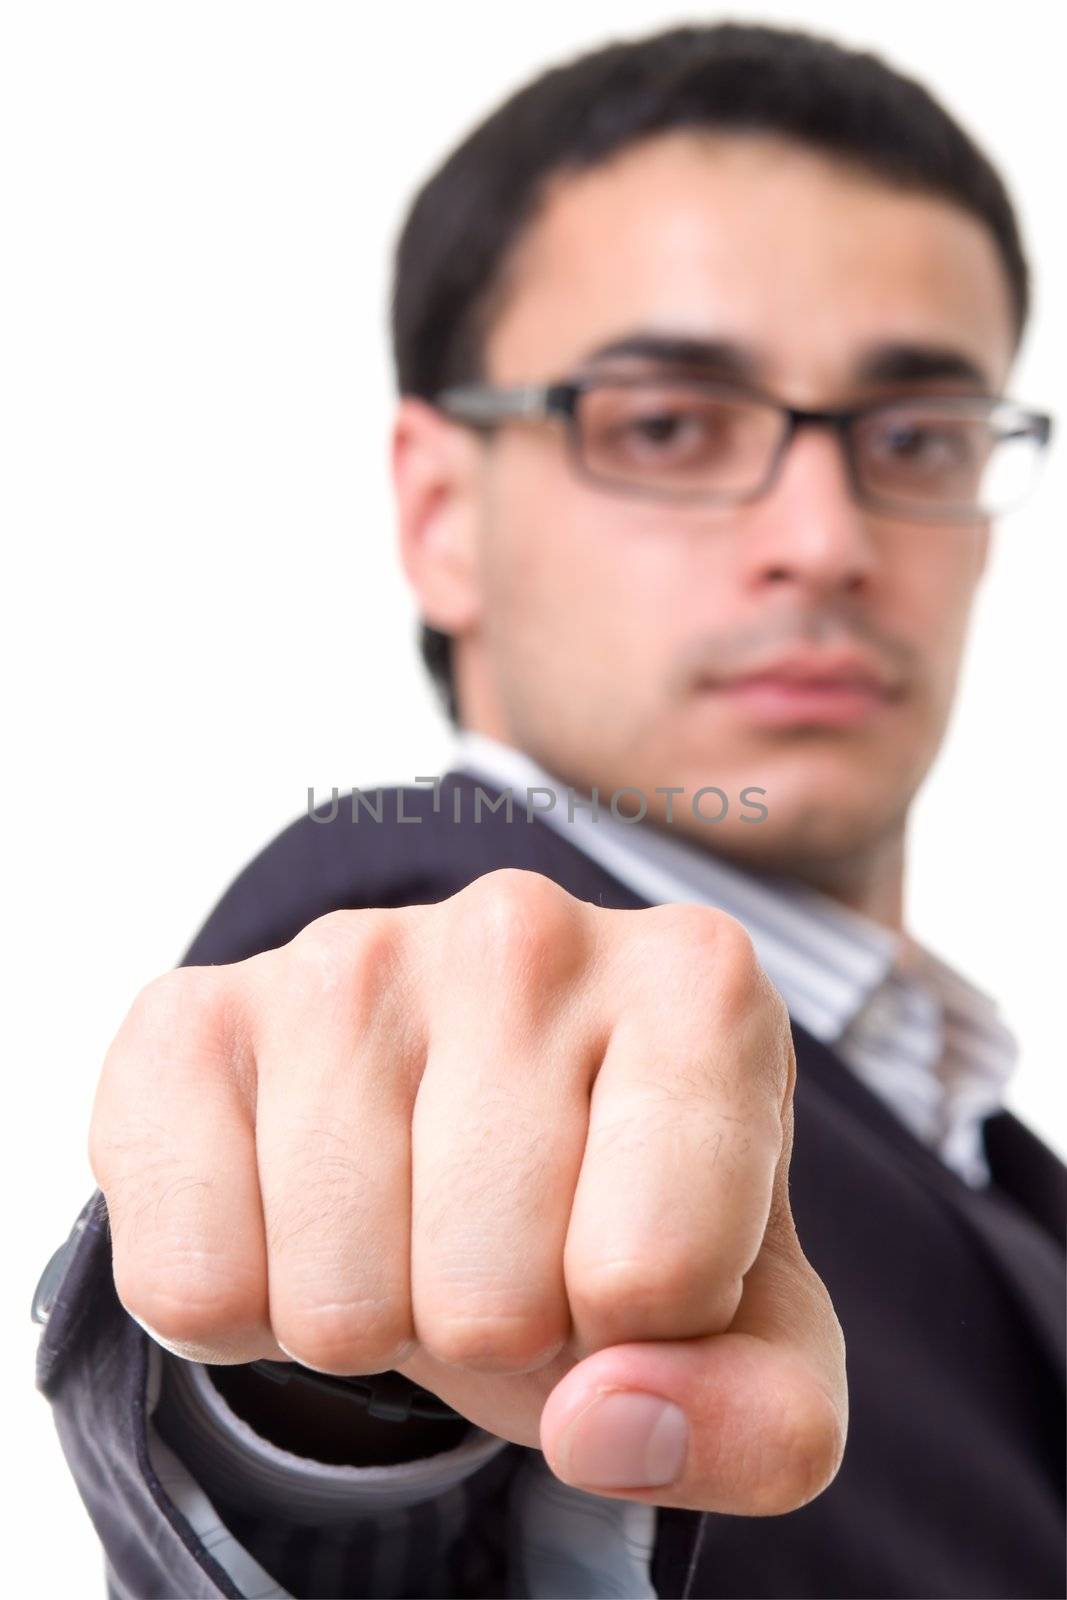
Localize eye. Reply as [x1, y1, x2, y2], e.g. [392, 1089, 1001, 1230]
[624, 408, 705, 442]
[578, 383, 783, 488]
[607, 402, 730, 461]
[878, 422, 974, 470]
[631, 411, 686, 444]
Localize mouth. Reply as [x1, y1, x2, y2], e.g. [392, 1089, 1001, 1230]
[696, 651, 904, 729]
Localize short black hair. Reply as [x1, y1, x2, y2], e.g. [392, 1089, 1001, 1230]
[389, 21, 1030, 727]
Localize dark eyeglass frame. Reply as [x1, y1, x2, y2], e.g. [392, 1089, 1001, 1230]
[434, 373, 1055, 524]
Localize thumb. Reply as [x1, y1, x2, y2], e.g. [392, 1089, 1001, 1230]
[539, 1222, 848, 1515]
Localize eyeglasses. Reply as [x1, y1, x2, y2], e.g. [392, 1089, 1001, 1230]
[434, 373, 1054, 523]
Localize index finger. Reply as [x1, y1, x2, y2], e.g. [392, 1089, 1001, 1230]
[563, 904, 793, 1355]
[539, 1049, 847, 1515]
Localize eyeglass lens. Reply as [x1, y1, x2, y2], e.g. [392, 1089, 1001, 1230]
[575, 382, 1043, 515]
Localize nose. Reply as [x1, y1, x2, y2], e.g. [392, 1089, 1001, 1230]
[739, 420, 879, 599]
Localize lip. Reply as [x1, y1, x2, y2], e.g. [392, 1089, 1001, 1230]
[697, 650, 903, 727]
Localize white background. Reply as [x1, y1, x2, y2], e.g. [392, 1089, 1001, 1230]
[3, 3, 1063, 1593]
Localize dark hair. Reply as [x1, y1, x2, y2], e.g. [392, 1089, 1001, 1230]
[389, 21, 1030, 726]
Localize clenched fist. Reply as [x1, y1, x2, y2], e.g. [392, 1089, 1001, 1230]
[89, 867, 847, 1513]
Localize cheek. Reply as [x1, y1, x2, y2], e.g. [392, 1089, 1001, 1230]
[482, 441, 682, 670]
[892, 538, 984, 695]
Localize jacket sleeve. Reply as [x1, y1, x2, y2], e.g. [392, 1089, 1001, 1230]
[32, 803, 518, 1597]
[148, 1342, 513, 1599]
[33, 1189, 519, 1599]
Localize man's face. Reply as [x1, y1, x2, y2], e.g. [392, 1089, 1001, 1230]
[402, 132, 1017, 883]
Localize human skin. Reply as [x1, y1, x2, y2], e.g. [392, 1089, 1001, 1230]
[90, 131, 1018, 1514]
[92, 877, 844, 1511]
[394, 131, 1017, 928]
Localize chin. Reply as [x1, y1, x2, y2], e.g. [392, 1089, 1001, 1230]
[689, 792, 908, 877]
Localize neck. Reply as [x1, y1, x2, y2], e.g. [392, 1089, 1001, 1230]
[455, 719, 910, 936]
[780, 829, 907, 931]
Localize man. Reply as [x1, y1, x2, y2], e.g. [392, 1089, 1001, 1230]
[32, 21, 1063, 1600]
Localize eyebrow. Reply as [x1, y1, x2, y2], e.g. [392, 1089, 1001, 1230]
[577, 331, 994, 392]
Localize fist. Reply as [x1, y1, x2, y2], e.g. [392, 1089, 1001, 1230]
[89, 868, 846, 1513]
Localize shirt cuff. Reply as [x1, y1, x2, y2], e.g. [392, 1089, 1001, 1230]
[153, 1346, 511, 1523]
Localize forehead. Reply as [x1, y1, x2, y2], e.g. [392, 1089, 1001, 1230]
[484, 132, 1017, 399]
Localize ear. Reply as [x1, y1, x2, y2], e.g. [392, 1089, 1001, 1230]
[392, 396, 485, 637]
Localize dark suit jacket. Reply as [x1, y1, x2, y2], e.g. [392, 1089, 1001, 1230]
[34, 772, 1066, 1599]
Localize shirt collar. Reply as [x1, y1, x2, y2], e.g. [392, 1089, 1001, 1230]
[449, 729, 901, 1046]
[448, 730, 1018, 1185]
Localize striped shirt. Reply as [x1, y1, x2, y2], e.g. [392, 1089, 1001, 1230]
[148, 730, 1018, 1599]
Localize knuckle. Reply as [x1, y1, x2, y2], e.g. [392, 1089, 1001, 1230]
[290, 908, 399, 983]
[627, 904, 759, 997]
[749, 1380, 846, 1514]
[654, 902, 754, 958]
[419, 1301, 567, 1372]
[449, 869, 581, 985]
[571, 1247, 706, 1323]
[117, 1257, 262, 1351]
[125, 965, 230, 1048]
[285, 909, 404, 1020]
[124, 967, 186, 1029]
[273, 1296, 414, 1375]
[697, 908, 764, 992]
[630, 906, 793, 1104]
